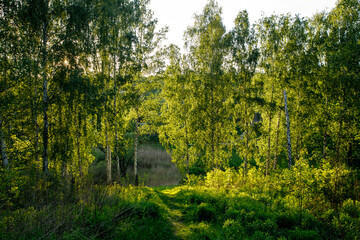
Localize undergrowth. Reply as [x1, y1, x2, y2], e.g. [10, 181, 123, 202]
[1, 158, 359, 239]
[0, 183, 176, 240]
[182, 157, 360, 239]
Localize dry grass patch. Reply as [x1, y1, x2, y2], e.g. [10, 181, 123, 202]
[129, 144, 182, 187]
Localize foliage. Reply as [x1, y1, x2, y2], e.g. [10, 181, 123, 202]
[184, 164, 360, 239]
[1, 0, 360, 238]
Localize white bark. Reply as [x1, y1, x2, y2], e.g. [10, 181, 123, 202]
[273, 109, 281, 169]
[1, 118, 9, 168]
[42, 19, 49, 172]
[266, 86, 274, 176]
[106, 125, 112, 185]
[283, 90, 292, 168]
[134, 117, 139, 186]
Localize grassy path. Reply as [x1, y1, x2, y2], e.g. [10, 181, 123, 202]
[150, 186, 344, 240]
[154, 188, 189, 239]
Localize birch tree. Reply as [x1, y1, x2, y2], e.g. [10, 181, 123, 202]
[230, 10, 260, 175]
[184, 0, 233, 170]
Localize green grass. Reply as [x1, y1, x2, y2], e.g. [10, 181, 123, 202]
[1, 184, 360, 239]
[2, 163, 360, 240]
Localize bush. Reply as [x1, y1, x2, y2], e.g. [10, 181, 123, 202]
[276, 213, 297, 229]
[184, 202, 216, 223]
[222, 219, 245, 239]
[205, 168, 239, 189]
[250, 231, 275, 240]
[184, 174, 204, 186]
[342, 198, 360, 218]
[286, 229, 321, 240]
[133, 201, 161, 219]
[186, 222, 220, 240]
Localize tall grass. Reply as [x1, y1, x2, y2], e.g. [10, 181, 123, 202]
[0, 183, 176, 240]
[127, 144, 182, 187]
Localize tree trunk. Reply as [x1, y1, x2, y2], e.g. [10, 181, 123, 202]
[243, 106, 249, 176]
[42, 19, 49, 172]
[294, 91, 301, 161]
[134, 117, 139, 186]
[273, 109, 281, 169]
[106, 123, 112, 185]
[62, 161, 67, 178]
[210, 88, 216, 168]
[211, 126, 215, 168]
[283, 90, 292, 168]
[336, 96, 345, 164]
[115, 131, 120, 180]
[33, 83, 40, 164]
[113, 54, 121, 180]
[266, 86, 274, 176]
[185, 124, 190, 175]
[77, 108, 82, 177]
[323, 95, 328, 158]
[244, 125, 249, 176]
[0, 118, 9, 169]
[336, 119, 343, 163]
[1, 39, 9, 169]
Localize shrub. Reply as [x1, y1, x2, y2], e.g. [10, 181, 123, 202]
[250, 231, 275, 240]
[133, 201, 161, 219]
[342, 198, 360, 218]
[222, 207, 242, 222]
[205, 168, 239, 189]
[184, 174, 204, 186]
[222, 219, 245, 239]
[249, 218, 278, 235]
[184, 202, 216, 223]
[286, 229, 321, 240]
[186, 222, 220, 240]
[196, 203, 216, 222]
[276, 213, 297, 230]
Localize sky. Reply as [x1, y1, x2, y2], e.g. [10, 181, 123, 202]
[149, 0, 337, 49]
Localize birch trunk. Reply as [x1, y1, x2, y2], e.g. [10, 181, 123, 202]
[115, 129, 120, 180]
[243, 106, 249, 176]
[336, 119, 343, 163]
[42, 19, 49, 172]
[106, 123, 112, 185]
[1, 39, 9, 168]
[336, 96, 345, 163]
[1, 118, 9, 168]
[273, 109, 281, 169]
[77, 109, 82, 177]
[266, 86, 274, 176]
[283, 90, 292, 168]
[323, 95, 328, 158]
[113, 54, 121, 180]
[33, 84, 40, 164]
[185, 124, 190, 175]
[294, 91, 301, 161]
[134, 117, 139, 186]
